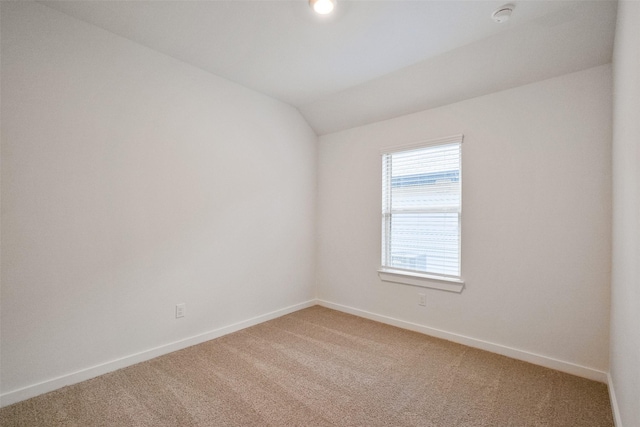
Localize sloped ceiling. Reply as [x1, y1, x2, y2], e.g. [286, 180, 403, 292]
[42, 0, 617, 135]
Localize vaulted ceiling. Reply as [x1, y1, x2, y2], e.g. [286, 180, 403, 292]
[42, 0, 617, 135]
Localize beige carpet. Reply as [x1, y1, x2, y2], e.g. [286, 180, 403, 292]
[0, 306, 613, 426]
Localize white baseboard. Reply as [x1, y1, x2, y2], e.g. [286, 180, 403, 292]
[317, 299, 608, 383]
[607, 373, 623, 427]
[0, 300, 316, 408]
[2, 299, 612, 410]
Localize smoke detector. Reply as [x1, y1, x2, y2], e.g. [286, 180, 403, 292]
[492, 4, 514, 23]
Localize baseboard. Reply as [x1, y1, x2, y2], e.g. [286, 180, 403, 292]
[317, 299, 608, 383]
[607, 373, 623, 427]
[2, 299, 611, 409]
[0, 299, 316, 408]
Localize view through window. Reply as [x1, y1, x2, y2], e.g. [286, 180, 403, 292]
[381, 137, 462, 278]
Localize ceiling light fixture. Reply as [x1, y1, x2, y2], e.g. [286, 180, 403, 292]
[310, 0, 336, 15]
[491, 4, 514, 23]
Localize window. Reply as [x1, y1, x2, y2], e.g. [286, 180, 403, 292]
[379, 135, 464, 292]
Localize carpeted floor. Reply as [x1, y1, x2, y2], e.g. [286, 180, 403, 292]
[0, 306, 614, 426]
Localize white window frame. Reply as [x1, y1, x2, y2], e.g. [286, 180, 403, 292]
[378, 134, 465, 293]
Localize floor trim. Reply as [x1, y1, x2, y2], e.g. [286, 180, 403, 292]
[0, 299, 316, 408]
[2, 299, 612, 409]
[317, 299, 608, 383]
[607, 373, 624, 427]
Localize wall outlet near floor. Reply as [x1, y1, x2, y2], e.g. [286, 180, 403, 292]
[176, 303, 186, 318]
[418, 293, 426, 307]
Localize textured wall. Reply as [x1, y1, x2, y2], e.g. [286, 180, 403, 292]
[317, 65, 612, 375]
[1, 1, 316, 397]
[611, 2, 640, 426]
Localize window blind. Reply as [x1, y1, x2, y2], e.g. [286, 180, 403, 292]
[382, 139, 461, 278]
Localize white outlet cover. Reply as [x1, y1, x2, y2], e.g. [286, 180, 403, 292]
[176, 303, 186, 318]
[418, 294, 426, 306]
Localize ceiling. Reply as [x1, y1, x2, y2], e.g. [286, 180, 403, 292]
[41, 0, 617, 135]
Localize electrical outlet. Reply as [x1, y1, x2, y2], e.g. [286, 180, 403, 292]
[418, 293, 426, 307]
[176, 303, 186, 318]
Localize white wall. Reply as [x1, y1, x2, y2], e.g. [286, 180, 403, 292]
[0, 0, 622, 413]
[317, 65, 612, 378]
[610, 2, 640, 426]
[0, 1, 316, 401]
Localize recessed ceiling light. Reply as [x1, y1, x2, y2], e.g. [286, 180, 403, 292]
[310, 0, 336, 15]
[492, 4, 514, 23]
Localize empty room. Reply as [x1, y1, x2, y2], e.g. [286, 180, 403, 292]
[1, 0, 638, 426]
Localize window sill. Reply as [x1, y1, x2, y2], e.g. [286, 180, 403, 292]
[377, 268, 465, 293]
